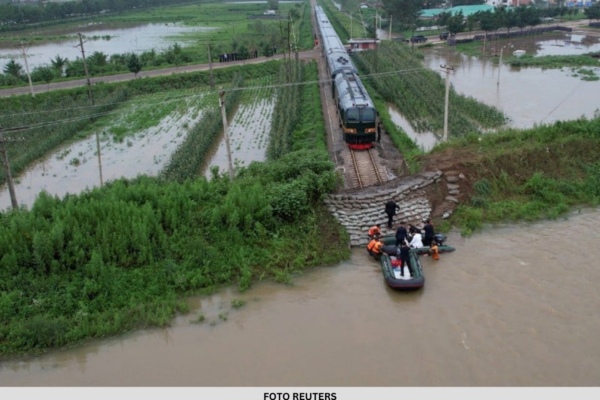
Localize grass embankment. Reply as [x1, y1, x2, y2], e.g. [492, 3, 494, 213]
[0, 59, 348, 357]
[433, 117, 600, 236]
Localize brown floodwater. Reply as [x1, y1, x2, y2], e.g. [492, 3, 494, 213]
[2, 209, 600, 386]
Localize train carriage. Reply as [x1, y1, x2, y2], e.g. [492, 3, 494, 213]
[315, 6, 377, 150]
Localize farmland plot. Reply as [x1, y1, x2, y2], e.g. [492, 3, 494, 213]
[204, 76, 275, 178]
[0, 90, 212, 211]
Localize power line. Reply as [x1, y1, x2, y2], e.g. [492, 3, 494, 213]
[0, 66, 431, 122]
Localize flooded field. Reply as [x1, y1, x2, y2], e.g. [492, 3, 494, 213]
[204, 79, 275, 178]
[0, 23, 215, 70]
[0, 76, 278, 211]
[391, 29, 600, 150]
[0, 91, 210, 210]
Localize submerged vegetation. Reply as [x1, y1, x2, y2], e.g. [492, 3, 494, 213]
[354, 41, 507, 136]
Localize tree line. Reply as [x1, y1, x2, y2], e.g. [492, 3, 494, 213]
[0, 0, 207, 28]
[376, 1, 600, 34]
[436, 5, 600, 37]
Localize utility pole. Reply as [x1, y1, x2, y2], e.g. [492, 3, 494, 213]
[440, 64, 454, 142]
[0, 127, 27, 210]
[389, 15, 392, 41]
[219, 88, 234, 181]
[374, 14, 378, 72]
[207, 43, 215, 90]
[14, 41, 34, 98]
[288, 18, 292, 65]
[497, 47, 503, 86]
[76, 33, 103, 187]
[76, 33, 94, 107]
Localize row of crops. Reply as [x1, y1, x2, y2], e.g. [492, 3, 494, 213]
[0, 62, 282, 190]
[317, 0, 352, 43]
[0, 86, 133, 188]
[226, 74, 276, 162]
[267, 61, 305, 160]
[354, 41, 507, 136]
[160, 74, 243, 183]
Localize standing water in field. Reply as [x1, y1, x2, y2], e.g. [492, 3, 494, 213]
[422, 31, 600, 129]
[0, 92, 208, 211]
[203, 79, 276, 179]
[389, 30, 600, 150]
[0, 23, 216, 71]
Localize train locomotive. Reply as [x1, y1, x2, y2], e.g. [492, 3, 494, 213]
[315, 5, 377, 150]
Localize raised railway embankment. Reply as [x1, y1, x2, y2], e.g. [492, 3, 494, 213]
[324, 170, 465, 247]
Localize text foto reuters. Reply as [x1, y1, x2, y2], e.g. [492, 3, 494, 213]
[265, 393, 337, 400]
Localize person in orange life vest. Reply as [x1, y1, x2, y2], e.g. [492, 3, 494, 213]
[429, 242, 440, 261]
[368, 224, 382, 240]
[367, 238, 383, 259]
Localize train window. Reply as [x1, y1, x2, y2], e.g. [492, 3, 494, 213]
[361, 108, 375, 122]
[346, 109, 359, 121]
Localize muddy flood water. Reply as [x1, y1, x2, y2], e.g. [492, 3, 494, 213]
[2, 209, 600, 386]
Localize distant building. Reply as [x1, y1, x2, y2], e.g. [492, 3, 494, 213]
[420, 5, 496, 19]
[484, 0, 532, 5]
[263, 9, 276, 15]
[347, 38, 380, 53]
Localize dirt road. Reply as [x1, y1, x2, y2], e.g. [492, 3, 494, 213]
[0, 49, 321, 97]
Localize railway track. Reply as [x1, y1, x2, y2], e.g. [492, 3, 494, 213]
[350, 148, 385, 189]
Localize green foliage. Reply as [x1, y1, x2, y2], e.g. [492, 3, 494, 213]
[0, 146, 347, 357]
[474, 179, 492, 196]
[446, 117, 600, 235]
[509, 54, 600, 70]
[267, 60, 304, 159]
[190, 314, 205, 324]
[127, 53, 143, 77]
[290, 61, 327, 153]
[231, 299, 246, 308]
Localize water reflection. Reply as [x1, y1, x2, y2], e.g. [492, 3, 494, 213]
[387, 103, 439, 152]
[0, 23, 215, 70]
[423, 39, 600, 129]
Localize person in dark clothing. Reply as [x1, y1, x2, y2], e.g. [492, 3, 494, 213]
[422, 218, 435, 247]
[397, 242, 412, 277]
[408, 224, 421, 237]
[395, 221, 408, 247]
[376, 121, 382, 142]
[384, 200, 400, 229]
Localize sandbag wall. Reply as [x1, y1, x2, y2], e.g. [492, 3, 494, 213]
[324, 170, 445, 247]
